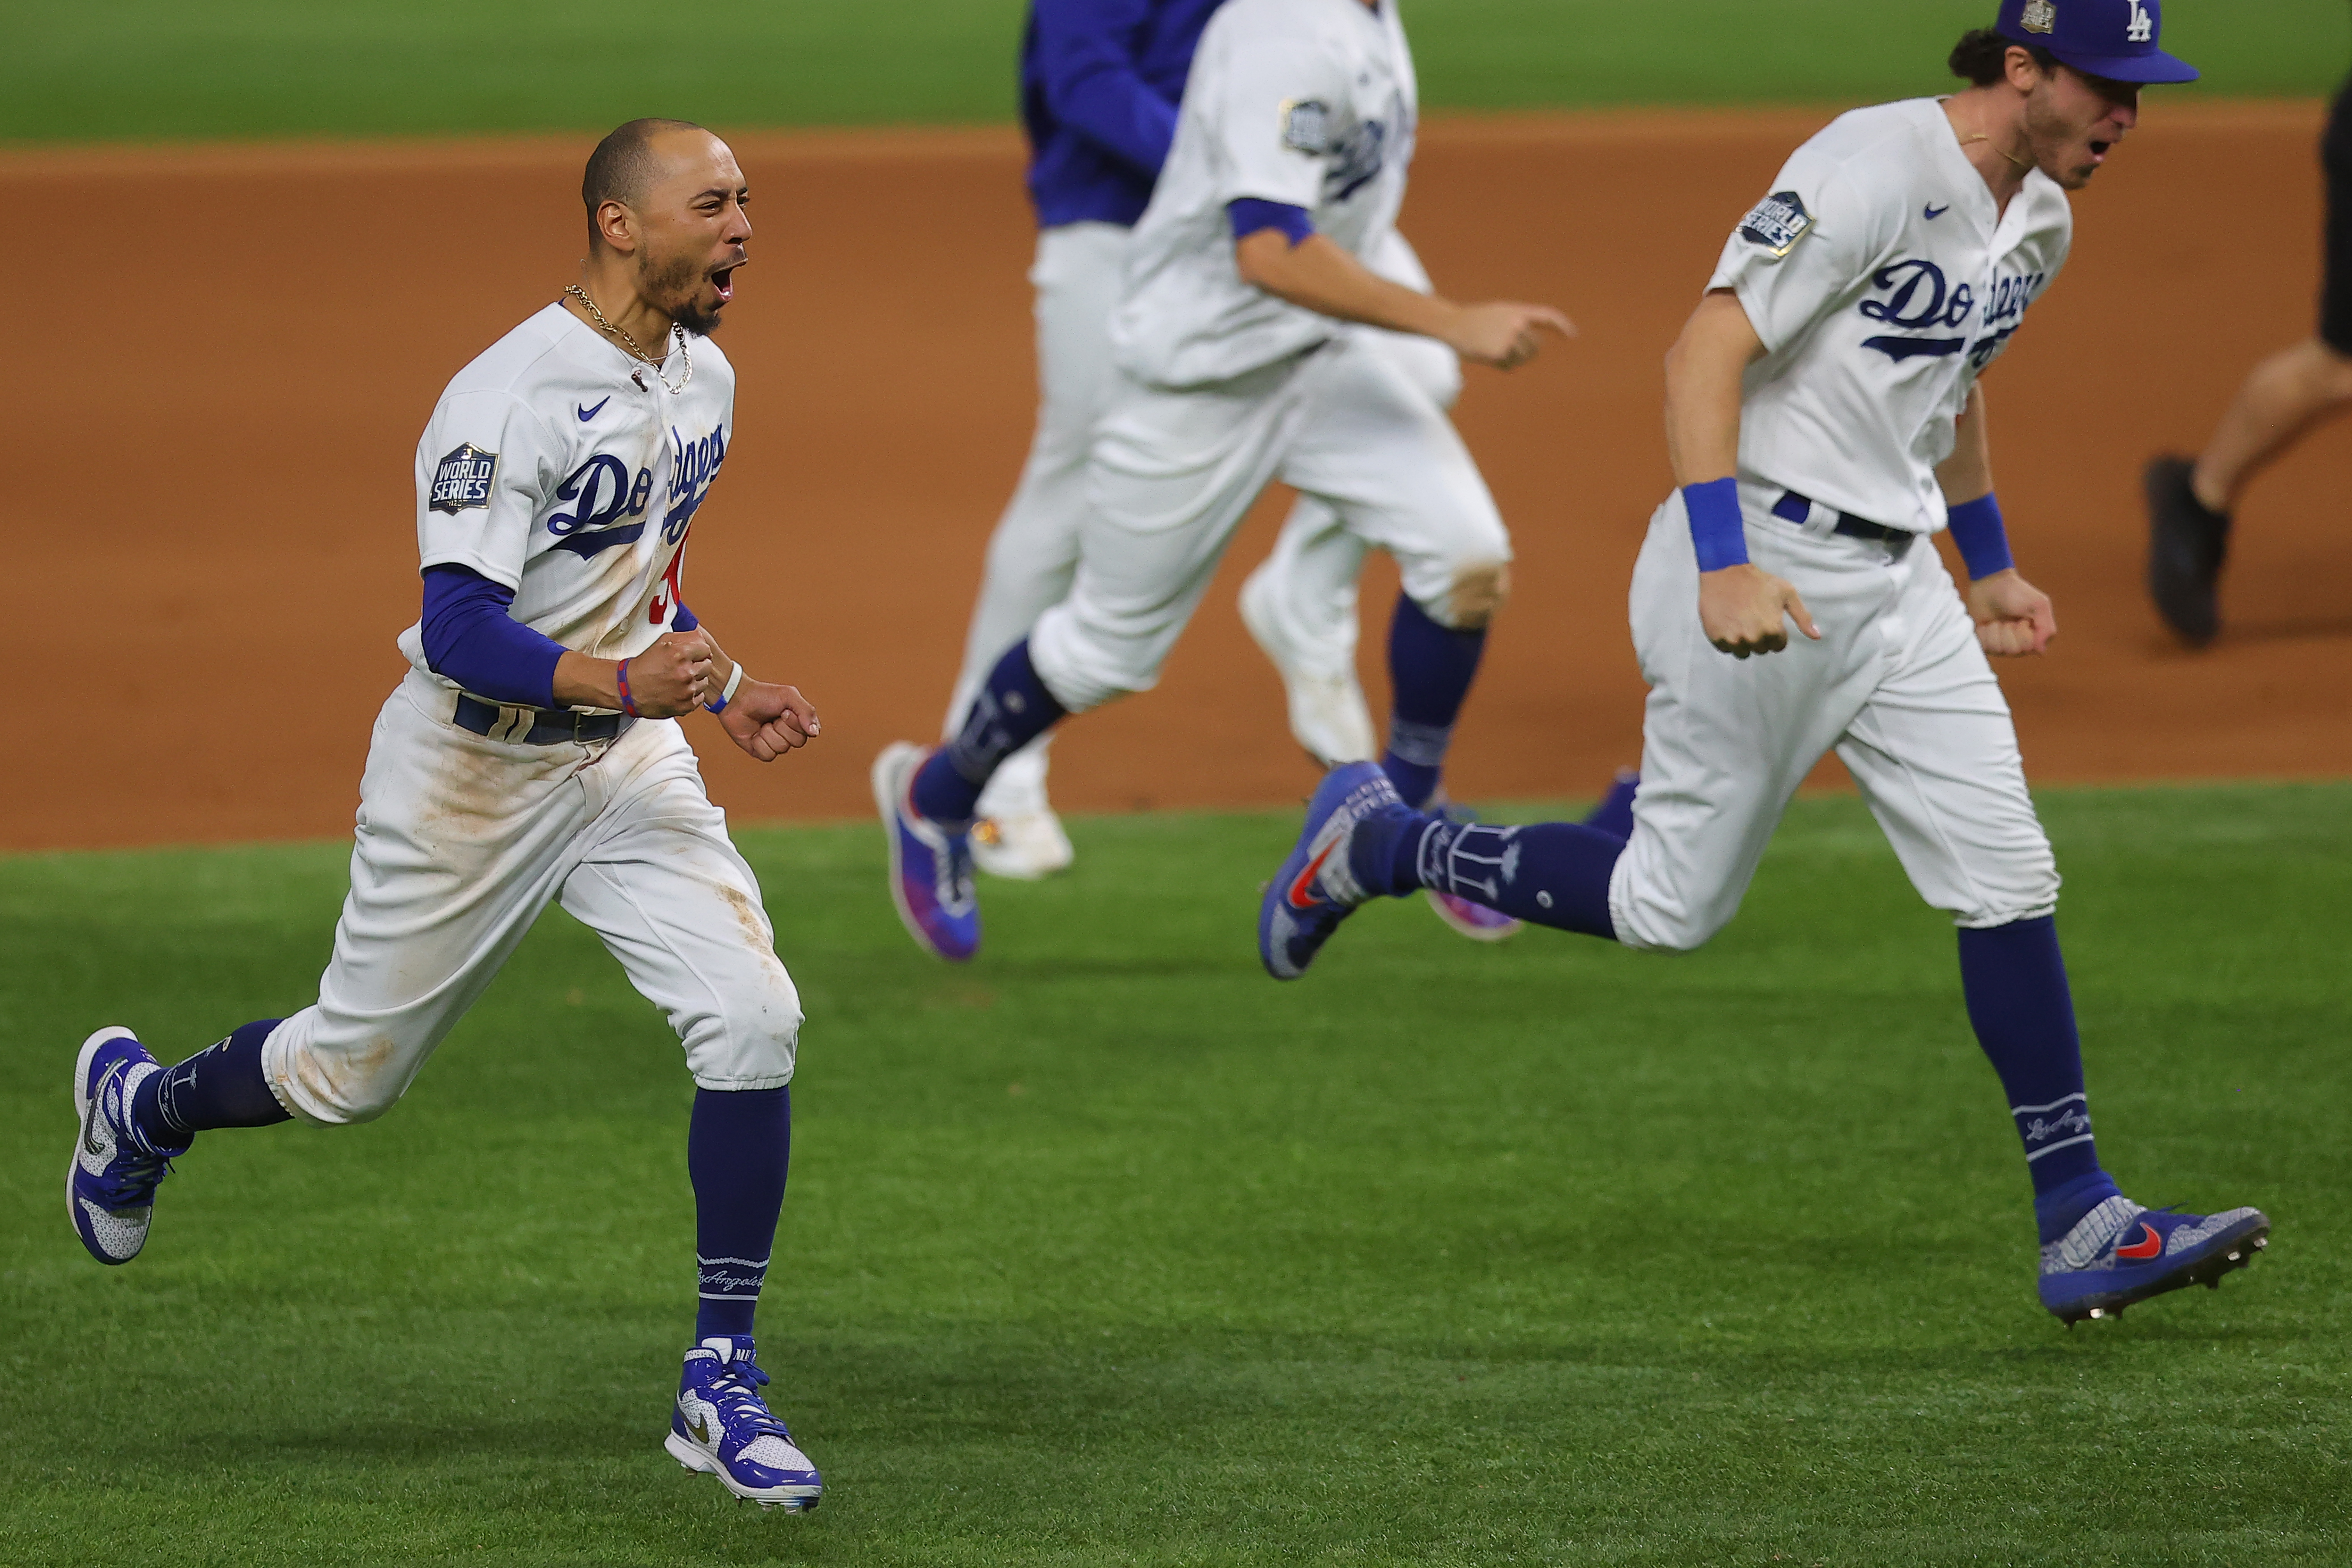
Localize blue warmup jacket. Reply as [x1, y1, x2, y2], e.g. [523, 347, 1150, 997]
[1020, 0, 1229, 229]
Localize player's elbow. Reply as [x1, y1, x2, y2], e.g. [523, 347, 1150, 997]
[1233, 230, 1292, 293]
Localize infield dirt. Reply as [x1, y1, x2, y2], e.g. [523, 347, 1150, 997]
[9, 104, 2349, 851]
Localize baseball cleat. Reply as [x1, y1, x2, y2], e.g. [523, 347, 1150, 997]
[67, 1026, 186, 1266]
[2143, 456, 2230, 647]
[668, 1336, 822, 1511]
[971, 809, 1075, 881]
[1260, 762, 1410, 980]
[2039, 1194, 2270, 1325]
[1238, 567, 1378, 766]
[1424, 888, 1522, 942]
[1584, 766, 1640, 842]
[873, 742, 980, 962]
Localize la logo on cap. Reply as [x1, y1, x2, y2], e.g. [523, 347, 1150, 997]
[2020, 0, 2056, 33]
[2126, 0, 2153, 41]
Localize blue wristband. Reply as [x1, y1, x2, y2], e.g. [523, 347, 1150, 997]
[1682, 478, 1749, 572]
[1944, 492, 2014, 580]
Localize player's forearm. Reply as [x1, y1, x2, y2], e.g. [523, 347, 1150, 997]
[1936, 384, 1995, 505]
[1234, 231, 1460, 341]
[1663, 291, 1765, 486]
[552, 642, 736, 714]
[552, 652, 626, 711]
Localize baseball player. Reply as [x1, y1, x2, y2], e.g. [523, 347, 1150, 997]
[956, 0, 1518, 940]
[880, 0, 1571, 963]
[1261, 3, 2273, 1326]
[2143, 43, 2352, 645]
[66, 120, 828, 1509]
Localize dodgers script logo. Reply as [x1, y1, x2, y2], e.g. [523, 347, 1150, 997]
[547, 453, 655, 558]
[661, 423, 727, 544]
[1968, 269, 2047, 369]
[1858, 259, 1973, 361]
[429, 444, 499, 514]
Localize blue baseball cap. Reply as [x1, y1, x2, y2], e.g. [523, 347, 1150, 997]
[1995, 0, 2200, 84]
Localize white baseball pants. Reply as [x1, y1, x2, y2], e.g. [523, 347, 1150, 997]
[1607, 488, 2060, 953]
[947, 223, 1459, 805]
[1029, 330, 1509, 714]
[261, 670, 801, 1126]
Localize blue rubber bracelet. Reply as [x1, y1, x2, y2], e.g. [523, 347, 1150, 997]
[1682, 478, 1749, 572]
[1945, 492, 2014, 581]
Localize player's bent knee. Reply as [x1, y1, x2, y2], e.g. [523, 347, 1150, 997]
[683, 970, 804, 1090]
[1438, 560, 1511, 630]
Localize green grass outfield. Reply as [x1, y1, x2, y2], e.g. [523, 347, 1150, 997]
[1, 782, 2346, 1566]
[7, 0, 2346, 144]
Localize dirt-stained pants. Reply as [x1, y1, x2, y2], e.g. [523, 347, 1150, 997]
[261, 669, 799, 1125]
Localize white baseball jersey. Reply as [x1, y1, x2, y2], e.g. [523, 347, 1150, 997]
[395, 302, 734, 700]
[1111, 0, 1417, 389]
[1710, 98, 2072, 533]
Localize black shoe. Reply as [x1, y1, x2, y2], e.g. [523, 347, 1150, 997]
[2144, 455, 2231, 647]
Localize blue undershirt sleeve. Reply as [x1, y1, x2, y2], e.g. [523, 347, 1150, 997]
[419, 564, 566, 710]
[671, 601, 698, 633]
[1228, 199, 1314, 247]
[1033, 0, 1181, 177]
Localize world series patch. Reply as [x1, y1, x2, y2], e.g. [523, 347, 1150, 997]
[1280, 98, 1333, 155]
[429, 443, 499, 514]
[1737, 190, 1813, 258]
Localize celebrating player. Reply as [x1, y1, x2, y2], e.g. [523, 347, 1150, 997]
[948, 0, 1525, 940]
[880, 0, 1572, 962]
[1259, 2, 2273, 1325]
[2142, 46, 2352, 645]
[66, 121, 828, 1509]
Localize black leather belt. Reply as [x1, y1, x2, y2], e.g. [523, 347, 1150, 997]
[452, 692, 630, 746]
[1772, 490, 1914, 554]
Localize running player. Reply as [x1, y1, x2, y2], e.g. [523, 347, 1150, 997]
[2144, 46, 2352, 645]
[878, 0, 1571, 964]
[959, 0, 1510, 951]
[1259, 3, 2272, 1325]
[65, 121, 828, 1509]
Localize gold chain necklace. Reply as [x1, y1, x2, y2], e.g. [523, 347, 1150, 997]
[564, 284, 692, 395]
[1957, 104, 2035, 171]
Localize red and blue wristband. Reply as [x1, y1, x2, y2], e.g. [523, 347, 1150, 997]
[615, 658, 639, 717]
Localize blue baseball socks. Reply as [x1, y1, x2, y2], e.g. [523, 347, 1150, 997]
[1381, 593, 1486, 810]
[910, 640, 1068, 825]
[1957, 916, 2123, 1243]
[129, 1019, 292, 1150]
[690, 1085, 792, 1341]
[1348, 808, 1625, 938]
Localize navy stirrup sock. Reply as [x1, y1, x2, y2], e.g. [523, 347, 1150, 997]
[1353, 812, 1622, 939]
[690, 1085, 791, 1341]
[1957, 917, 2122, 1243]
[1381, 593, 1486, 810]
[130, 1019, 291, 1150]
[911, 640, 1068, 824]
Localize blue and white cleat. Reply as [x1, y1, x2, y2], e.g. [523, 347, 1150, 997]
[2039, 1194, 2270, 1325]
[1260, 762, 1411, 980]
[667, 1336, 823, 1511]
[873, 741, 980, 962]
[67, 1026, 186, 1265]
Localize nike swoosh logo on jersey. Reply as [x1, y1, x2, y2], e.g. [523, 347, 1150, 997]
[1923, 204, 1949, 220]
[1287, 842, 1338, 910]
[577, 397, 611, 422]
[2116, 1222, 2164, 1261]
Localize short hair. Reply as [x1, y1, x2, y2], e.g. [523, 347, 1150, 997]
[1949, 27, 2058, 87]
[582, 117, 709, 248]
